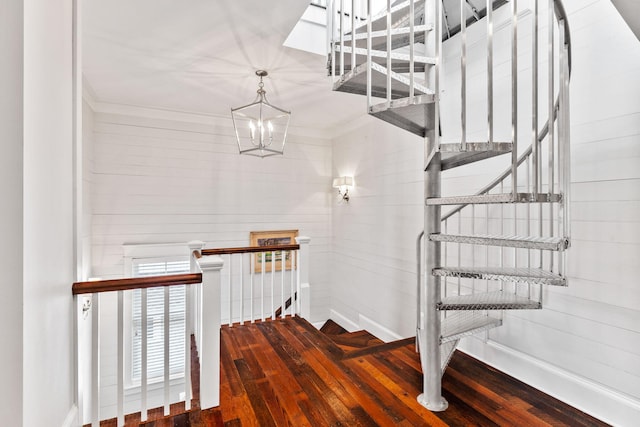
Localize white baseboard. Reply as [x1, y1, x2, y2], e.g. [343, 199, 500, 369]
[459, 338, 640, 427]
[358, 314, 403, 343]
[328, 309, 359, 332]
[61, 404, 78, 427]
[311, 321, 326, 329]
[327, 309, 405, 343]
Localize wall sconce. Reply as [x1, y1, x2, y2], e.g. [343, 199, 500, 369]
[332, 176, 353, 203]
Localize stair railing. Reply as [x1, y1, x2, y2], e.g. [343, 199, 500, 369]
[328, 0, 369, 81]
[440, 0, 572, 275]
[73, 250, 223, 426]
[418, 0, 572, 411]
[199, 236, 311, 326]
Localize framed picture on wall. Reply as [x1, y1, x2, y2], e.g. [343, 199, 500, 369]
[250, 229, 299, 273]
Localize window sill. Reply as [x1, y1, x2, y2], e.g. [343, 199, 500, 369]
[125, 374, 185, 396]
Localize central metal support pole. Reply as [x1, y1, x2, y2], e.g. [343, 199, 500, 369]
[418, 0, 447, 412]
[418, 127, 447, 411]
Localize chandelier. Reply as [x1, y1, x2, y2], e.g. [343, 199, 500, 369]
[231, 70, 291, 158]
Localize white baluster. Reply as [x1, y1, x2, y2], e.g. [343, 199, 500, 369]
[351, 0, 356, 69]
[366, 0, 372, 109]
[290, 250, 295, 315]
[460, 0, 467, 151]
[91, 293, 100, 427]
[511, 0, 519, 196]
[532, 0, 539, 198]
[281, 250, 285, 318]
[340, 0, 345, 76]
[184, 284, 192, 411]
[228, 254, 232, 326]
[117, 291, 124, 426]
[240, 254, 244, 324]
[386, 0, 391, 104]
[471, 204, 476, 294]
[141, 288, 148, 421]
[409, 0, 415, 98]
[164, 286, 170, 416]
[250, 254, 254, 323]
[261, 252, 266, 321]
[271, 251, 276, 320]
[487, 0, 494, 149]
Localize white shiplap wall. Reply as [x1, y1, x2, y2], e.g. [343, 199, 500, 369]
[89, 108, 333, 323]
[330, 0, 640, 425]
[331, 115, 424, 338]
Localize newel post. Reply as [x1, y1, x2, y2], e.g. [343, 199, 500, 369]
[197, 254, 224, 409]
[295, 236, 311, 320]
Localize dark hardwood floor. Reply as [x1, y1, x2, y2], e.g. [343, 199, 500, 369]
[206, 316, 607, 426]
[119, 316, 610, 426]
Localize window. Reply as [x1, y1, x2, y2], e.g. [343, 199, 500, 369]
[130, 256, 190, 384]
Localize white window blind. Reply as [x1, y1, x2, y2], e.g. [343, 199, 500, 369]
[131, 257, 190, 383]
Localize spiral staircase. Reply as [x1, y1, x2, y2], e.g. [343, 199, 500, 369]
[327, 0, 571, 411]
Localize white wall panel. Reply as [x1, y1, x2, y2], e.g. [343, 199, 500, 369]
[332, 115, 424, 339]
[0, 1, 24, 422]
[89, 108, 332, 324]
[22, 0, 76, 425]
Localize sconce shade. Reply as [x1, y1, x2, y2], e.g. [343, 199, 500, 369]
[332, 176, 354, 188]
[231, 70, 291, 158]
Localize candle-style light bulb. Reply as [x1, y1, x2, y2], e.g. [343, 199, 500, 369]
[249, 120, 255, 141]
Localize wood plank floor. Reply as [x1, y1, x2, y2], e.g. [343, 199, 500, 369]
[188, 316, 609, 427]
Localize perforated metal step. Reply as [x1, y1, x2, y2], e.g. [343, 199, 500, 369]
[430, 233, 569, 251]
[438, 291, 542, 310]
[433, 266, 566, 286]
[369, 96, 435, 137]
[431, 142, 512, 170]
[426, 192, 563, 206]
[333, 62, 433, 100]
[440, 312, 502, 343]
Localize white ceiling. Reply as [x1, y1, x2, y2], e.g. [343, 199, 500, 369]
[82, 0, 365, 131]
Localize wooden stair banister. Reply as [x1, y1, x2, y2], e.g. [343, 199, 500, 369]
[74, 247, 224, 426]
[201, 244, 300, 256]
[72, 273, 202, 295]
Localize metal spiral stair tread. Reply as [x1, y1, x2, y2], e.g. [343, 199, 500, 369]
[430, 233, 569, 251]
[438, 291, 543, 311]
[426, 192, 563, 206]
[333, 62, 433, 99]
[433, 266, 566, 286]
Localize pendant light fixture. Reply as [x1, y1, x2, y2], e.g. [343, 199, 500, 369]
[231, 70, 291, 158]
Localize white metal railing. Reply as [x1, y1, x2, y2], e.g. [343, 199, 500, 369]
[73, 251, 223, 426]
[419, 0, 572, 411]
[328, 0, 371, 78]
[328, 0, 430, 114]
[439, 0, 573, 278]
